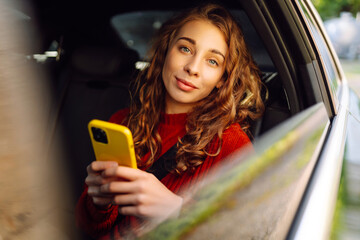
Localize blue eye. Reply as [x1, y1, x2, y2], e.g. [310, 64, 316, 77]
[180, 46, 191, 53]
[209, 59, 218, 66]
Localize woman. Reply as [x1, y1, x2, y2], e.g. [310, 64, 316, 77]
[76, 3, 264, 239]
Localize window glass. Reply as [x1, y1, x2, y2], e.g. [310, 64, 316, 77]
[144, 104, 329, 239]
[111, 11, 176, 60]
[298, 1, 340, 99]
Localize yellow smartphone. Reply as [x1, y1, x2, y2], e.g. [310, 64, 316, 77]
[88, 119, 137, 168]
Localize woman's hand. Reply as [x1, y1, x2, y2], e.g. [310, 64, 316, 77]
[100, 166, 183, 221]
[85, 161, 118, 208]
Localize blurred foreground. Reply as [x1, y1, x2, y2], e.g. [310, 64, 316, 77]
[333, 59, 360, 240]
[0, 1, 75, 239]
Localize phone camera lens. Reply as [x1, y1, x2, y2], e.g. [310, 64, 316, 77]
[91, 127, 108, 144]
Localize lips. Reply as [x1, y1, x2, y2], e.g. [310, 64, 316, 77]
[176, 77, 197, 91]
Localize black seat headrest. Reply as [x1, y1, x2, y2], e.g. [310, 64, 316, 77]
[71, 45, 139, 77]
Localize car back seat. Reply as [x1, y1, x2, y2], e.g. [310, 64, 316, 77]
[250, 71, 291, 139]
[52, 45, 139, 199]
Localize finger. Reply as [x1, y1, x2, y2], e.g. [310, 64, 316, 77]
[102, 166, 145, 181]
[92, 196, 114, 207]
[87, 161, 118, 174]
[85, 174, 103, 186]
[85, 174, 118, 186]
[100, 181, 137, 194]
[118, 205, 144, 217]
[113, 193, 146, 206]
[87, 186, 113, 197]
[87, 185, 101, 196]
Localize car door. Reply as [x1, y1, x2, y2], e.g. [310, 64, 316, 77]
[136, 0, 349, 239]
[287, 1, 360, 239]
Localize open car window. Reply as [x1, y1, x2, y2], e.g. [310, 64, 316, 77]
[105, 8, 332, 239]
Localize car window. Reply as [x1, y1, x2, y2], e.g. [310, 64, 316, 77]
[107, 8, 332, 239]
[297, 1, 340, 101]
[111, 11, 176, 60]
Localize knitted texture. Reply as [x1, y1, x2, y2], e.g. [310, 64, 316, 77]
[76, 109, 252, 239]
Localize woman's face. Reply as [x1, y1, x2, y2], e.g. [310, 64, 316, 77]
[162, 20, 228, 114]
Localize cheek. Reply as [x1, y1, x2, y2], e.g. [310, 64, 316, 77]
[203, 69, 223, 89]
[162, 54, 173, 82]
[164, 47, 179, 68]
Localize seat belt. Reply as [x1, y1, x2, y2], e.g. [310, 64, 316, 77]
[146, 143, 178, 180]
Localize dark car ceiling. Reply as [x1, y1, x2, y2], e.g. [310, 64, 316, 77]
[15, 0, 241, 52]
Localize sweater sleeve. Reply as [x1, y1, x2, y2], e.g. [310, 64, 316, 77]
[75, 108, 130, 237]
[109, 108, 130, 124]
[75, 185, 119, 238]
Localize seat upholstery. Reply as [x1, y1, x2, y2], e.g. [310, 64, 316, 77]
[52, 45, 139, 199]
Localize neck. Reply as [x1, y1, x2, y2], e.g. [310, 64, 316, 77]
[165, 105, 191, 114]
[165, 94, 194, 114]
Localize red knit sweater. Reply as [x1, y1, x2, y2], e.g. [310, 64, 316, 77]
[76, 109, 252, 239]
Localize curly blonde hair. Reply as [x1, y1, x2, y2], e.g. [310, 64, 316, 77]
[125, 3, 264, 174]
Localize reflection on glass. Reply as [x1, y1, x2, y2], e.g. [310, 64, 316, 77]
[138, 104, 328, 239]
[298, 1, 340, 98]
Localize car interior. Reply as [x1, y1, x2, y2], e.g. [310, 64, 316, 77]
[23, 0, 294, 202]
[7, 1, 351, 239]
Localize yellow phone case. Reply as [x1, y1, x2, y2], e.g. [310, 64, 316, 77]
[88, 119, 137, 168]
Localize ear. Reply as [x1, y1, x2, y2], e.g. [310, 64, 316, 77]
[216, 80, 224, 89]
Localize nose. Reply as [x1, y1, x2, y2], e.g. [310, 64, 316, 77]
[184, 55, 200, 77]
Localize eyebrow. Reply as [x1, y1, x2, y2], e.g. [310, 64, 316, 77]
[177, 37, 226, 60]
